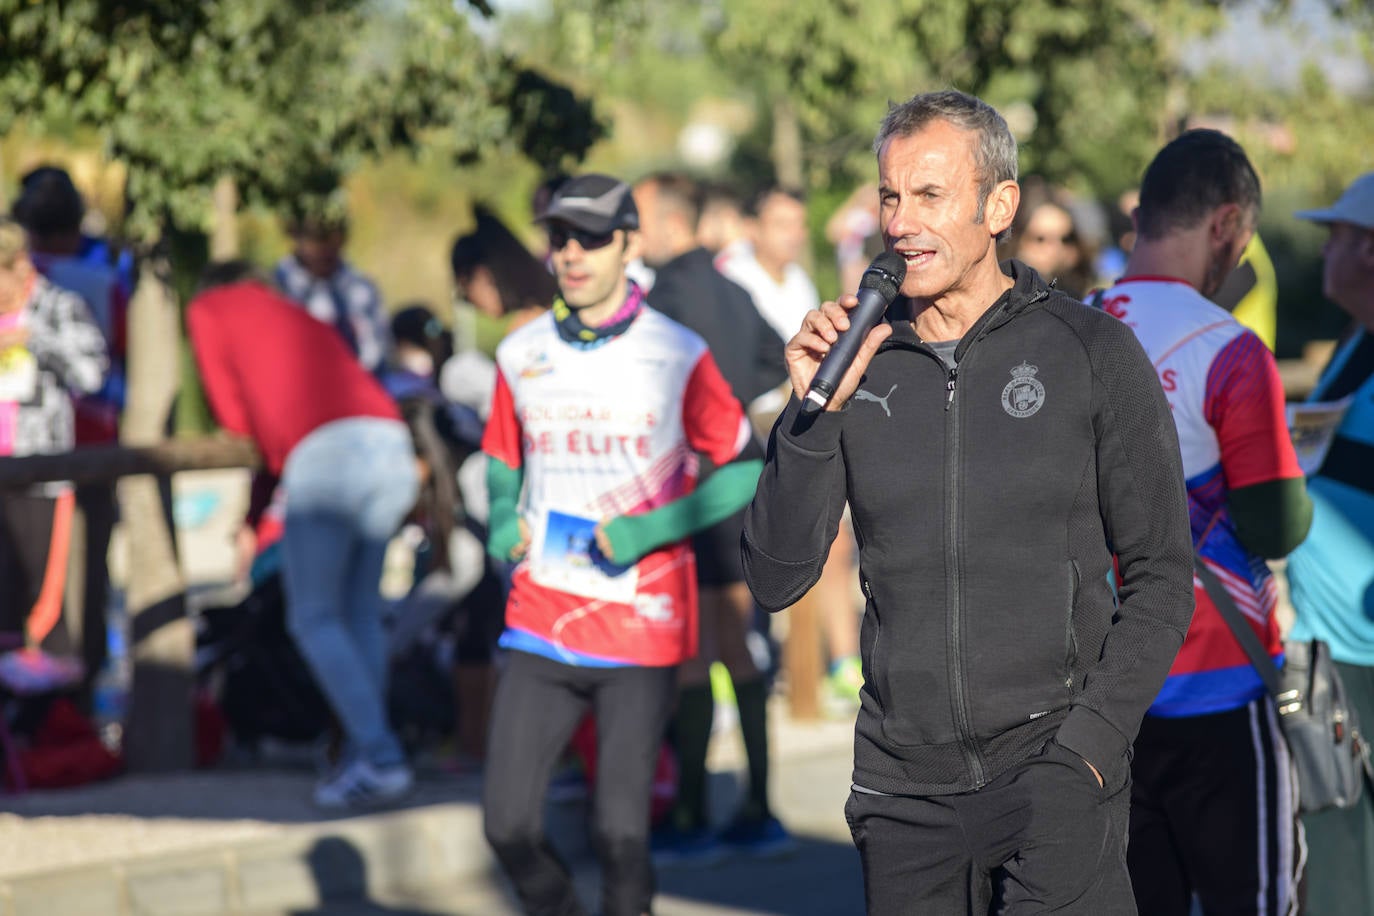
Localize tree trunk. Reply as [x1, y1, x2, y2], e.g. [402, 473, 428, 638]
[770, 96, 804, 192]
[770, 96, 813, 274]
[118, 254, 194, 773]
[209, 176, 240, 262]
[784, 589, 822, 721]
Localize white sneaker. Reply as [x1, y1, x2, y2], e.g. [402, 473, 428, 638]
[313, 760, 414, 809]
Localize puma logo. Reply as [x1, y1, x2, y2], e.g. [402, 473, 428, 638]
[853, 384, 897, 417]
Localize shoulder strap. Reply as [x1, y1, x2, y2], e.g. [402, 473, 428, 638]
[1199, 554, 1374, 791]
[1194, 555, 1283, 698]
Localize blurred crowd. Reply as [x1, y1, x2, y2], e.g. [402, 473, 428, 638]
[1, 125, 1371, 914]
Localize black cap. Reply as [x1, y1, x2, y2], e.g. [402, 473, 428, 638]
[534, 174, 639, 234]
[391, 304, 444, 348]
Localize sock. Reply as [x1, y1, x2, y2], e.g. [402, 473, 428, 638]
[733, 677, 771, 822]
[670, 684, 714, 831]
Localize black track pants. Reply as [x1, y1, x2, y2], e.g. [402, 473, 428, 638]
[483, 651, 676, 916]
[845, 740, 1135, 915]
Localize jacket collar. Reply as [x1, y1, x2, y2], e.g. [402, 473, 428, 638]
[886, 259, 1053, 351]
[652, 246, 715, 280]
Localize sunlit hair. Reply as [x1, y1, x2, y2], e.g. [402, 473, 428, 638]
[1135, 129, 1260, 241]
[196, 259, 268, 293]
[0, 218, 29, 269]
[745, 186, 806, 219]
[450, 205, 557, 315]
[873, 89, 1018, 239]
[639, 172, 704, 231]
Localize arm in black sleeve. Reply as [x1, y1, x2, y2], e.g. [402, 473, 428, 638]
[1055, 318, 1196, 790]
[741, 396, 850, 611]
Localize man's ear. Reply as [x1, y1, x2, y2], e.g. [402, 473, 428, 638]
[1211, 203, 1245, 243]
[987, 180, 1019, 238]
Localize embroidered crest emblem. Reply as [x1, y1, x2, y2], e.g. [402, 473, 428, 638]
[853, 384, 897, 417]
[1000, 362, 1045, 418]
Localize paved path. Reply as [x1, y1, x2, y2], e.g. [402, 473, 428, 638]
[0, 704, 863, 915]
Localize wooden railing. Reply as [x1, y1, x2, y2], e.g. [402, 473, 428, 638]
[0, 436, 261, 773]
[0, 437, 260, 490]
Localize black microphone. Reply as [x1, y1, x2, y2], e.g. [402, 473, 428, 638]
[801, 251, 907, 415]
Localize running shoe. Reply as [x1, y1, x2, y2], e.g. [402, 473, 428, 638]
[313, 759, 414, 809]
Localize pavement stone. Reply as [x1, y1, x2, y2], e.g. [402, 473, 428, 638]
[0, 703, 856, 915]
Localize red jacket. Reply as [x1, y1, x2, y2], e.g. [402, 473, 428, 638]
[186, 281, 400, 477]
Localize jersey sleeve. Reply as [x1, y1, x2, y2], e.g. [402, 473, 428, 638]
[1203, 330, 1303, 489]
[480, 365, 524, 469]
[681, 349, 751, 466]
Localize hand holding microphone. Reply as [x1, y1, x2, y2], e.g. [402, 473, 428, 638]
[792, 251, 906, 415]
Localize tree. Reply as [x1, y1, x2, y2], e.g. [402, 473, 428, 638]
[525, 0, 1370, 201]
[0, 0, 603, 771]
[699, 0, 1247, 196]
[1, 0, 602, 239]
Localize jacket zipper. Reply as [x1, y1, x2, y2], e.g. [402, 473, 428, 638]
[861, 577, 884, 714]
[881, 282, 1049, 789]
[1065, 561, 1080, 690]
[944, 352, 985, 788]
[941, 286, 1046, 785]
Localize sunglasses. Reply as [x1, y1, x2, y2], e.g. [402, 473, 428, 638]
[1028, 233, 1075, 245]
[548, 225, 618, 252]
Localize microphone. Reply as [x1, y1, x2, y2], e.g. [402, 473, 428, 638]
[801, 250, 907, 415]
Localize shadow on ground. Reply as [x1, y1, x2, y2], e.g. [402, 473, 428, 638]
[0, 759, 485, 824]
[652, 834, 865, 916]
[285, 836, 446, 916]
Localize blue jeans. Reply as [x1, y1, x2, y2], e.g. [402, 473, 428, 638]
[281, 417, 418, 767]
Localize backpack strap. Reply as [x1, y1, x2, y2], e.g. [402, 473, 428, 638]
[1195, 556, 1283, 699]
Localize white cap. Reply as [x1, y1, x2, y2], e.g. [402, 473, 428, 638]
[1295, 172, 1374, 230]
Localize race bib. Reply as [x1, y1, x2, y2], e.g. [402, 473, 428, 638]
[529, 509, 639, 604]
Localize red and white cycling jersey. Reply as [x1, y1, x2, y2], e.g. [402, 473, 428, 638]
[1098, 277, 1303, 716]
[482, 307, 751, 667]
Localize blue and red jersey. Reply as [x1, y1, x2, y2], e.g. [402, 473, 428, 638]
[1099, 277, 1304, 716]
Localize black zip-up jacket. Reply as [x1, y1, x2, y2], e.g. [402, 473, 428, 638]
[742, 262, 1195, 796]
[647, 247, 787, 407]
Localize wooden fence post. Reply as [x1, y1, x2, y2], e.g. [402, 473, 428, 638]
[119, 258, 194, 772]
[784, 590, 823, 721]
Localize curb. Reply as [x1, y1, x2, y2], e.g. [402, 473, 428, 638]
[0, 705, 853, 915]
[0, 794, 595, 916]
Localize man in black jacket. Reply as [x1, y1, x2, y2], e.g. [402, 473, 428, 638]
[633, 172, 793, 860]
[741, 89, 1195, 914]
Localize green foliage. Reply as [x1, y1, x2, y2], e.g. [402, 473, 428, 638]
[0, 0, 604, 241]
[1187, 61, 1373, 202]
[528, 0, 1370, 205]
[1184, 56, 1374, 354]
[703, 0, 1236, 195]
